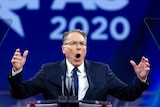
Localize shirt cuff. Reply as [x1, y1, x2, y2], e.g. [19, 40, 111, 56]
[12, 68, 22, 76]
[137, 75, 147, 83]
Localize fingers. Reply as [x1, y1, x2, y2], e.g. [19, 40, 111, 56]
[11, 49, 21, 64]
[14, 48, 21, 57]
[130, 60, 136, 68]
[13, 49, 29, 58]
[145, 67, 150, 71]
[11, 48, 29, 71]
[130, 56, 150, 70]
[11, 48, 29, 65]
[131, 56, 150, 80]
[141, 56, 150, 68]
[23, 50, 29, 58]
[141, 56, 149, 63]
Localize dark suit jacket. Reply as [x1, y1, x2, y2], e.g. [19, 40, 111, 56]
[8, 59, 150, 101]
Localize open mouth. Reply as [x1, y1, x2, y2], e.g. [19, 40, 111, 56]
[75, 54, 81, 62]
[76, 54, 81, 58]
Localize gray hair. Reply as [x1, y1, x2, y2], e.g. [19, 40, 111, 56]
[62, 29, 87, 44]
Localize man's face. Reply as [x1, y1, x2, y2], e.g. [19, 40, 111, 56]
[62, 32, 87, 67]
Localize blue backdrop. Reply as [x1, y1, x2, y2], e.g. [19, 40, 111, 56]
[0, 0, 160, 106]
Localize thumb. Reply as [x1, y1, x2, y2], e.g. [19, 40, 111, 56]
[23, 50, 29, 58]
[130, 60, 137, 68]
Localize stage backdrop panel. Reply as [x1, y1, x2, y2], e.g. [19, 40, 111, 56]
[0, 1, 160, 106]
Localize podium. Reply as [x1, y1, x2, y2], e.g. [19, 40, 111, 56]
[25, 100, 112, 107]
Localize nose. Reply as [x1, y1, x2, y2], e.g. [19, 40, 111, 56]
[76, 43, 82, 49]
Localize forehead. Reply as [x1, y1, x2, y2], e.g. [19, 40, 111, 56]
[66, 32, 86, 41]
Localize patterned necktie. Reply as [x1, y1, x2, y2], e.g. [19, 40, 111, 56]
[71, 67, 78, 96]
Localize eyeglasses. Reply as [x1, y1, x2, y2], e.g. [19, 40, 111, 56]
[64, 41, 86, 46]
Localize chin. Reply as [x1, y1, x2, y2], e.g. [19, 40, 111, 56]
[73, 62, 82, 67]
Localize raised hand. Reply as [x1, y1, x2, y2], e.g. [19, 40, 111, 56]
[130, 56, 150, 80]
[11, 48, 29, 72]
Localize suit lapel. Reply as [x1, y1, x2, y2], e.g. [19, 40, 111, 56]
[59, 60, 67, 77]
[59, 60, 70, 97]
[83, 60, 95, 100]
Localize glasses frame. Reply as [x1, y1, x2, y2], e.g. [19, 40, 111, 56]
[63, 41, 87, 46]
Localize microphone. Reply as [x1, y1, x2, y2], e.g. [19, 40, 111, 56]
[61, 75, 65, 96]
[76, 54, 81, 58]
[69, 76, 79, 107]
[58, 75, 67, 99]
[58, 75, 68, 107]
[71, 76, 76, 97]
[58, 76, 79, 107]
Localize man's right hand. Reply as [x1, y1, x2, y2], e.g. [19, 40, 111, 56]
[11, 48, 29, 72]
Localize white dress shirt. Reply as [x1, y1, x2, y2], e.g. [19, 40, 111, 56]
[65, 59, 89, 100]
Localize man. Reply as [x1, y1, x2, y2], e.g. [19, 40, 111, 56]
[8, 29, 150, 101]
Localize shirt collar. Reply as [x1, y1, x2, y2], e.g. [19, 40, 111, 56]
[66, 59, 85, 74]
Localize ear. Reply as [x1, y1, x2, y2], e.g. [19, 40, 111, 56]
[61, 45, 65, 54]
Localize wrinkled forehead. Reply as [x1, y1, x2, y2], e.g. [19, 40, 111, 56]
[63, 30, 87, 43]
[68, 32, 85, 40]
